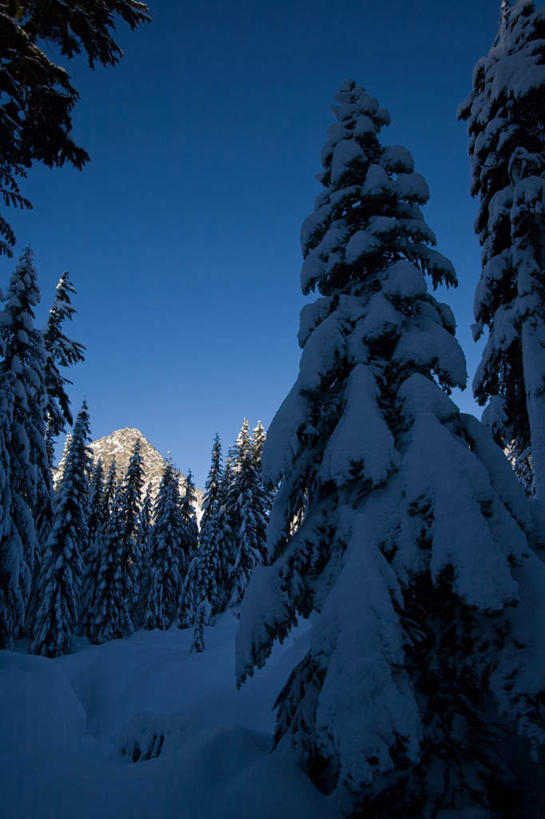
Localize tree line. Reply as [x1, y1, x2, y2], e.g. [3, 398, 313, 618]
[0, 266, 271, 656]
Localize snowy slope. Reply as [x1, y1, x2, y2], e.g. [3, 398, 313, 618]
[0, 615, 335, 819]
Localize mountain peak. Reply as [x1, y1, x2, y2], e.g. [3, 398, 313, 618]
[88, 428, 203, 514]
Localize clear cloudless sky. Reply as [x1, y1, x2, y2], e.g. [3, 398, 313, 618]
[3, 0, 503, 485]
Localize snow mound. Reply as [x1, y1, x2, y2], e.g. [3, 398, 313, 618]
[0, 615, 334, 819]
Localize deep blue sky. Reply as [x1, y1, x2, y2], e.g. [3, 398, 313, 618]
[3, 0, 502, 485]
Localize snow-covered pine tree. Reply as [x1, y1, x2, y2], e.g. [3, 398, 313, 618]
[80, 458, 105, 622]
[86, 459, 105, 558]
[252, 419, 274, 523]
[193, 435, 225, 618]
[458, 0, 545, 498]
[117, 439, 144, 619]
[236, 81, 545, 817]
[177, 556, 197, 630]
[212, 453, 235, 613]
[0, 248, 51, 643]
[134, 480, 153, 625]
[144, 460, 187, 630]
[173, 467, 199, 626]
[226, 419, 268, 607]
[102, 458, 118, 518]
[180, 468, 199, 553]
[53, 433, 72, 490]
[42, 272, 85, 469]
[82, 457, 125, 641]
[200, 434, 223, 535]
[186, 439, 224, 647]
[85, 482, 134, 643]
[0, 375, 19, 647]
[252, 420, 266, 468]
[31, 402, 91, 657]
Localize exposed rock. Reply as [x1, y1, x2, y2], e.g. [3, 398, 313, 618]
[56, 427, 202, 518]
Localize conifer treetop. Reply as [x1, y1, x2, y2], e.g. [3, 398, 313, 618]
[300, 80, 456, 300]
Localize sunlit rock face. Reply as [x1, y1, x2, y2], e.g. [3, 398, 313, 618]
[58, 426, 203, 517]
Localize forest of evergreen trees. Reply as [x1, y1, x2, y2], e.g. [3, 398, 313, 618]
[2, 1, 545, 817]
[0, 264, 271, 655]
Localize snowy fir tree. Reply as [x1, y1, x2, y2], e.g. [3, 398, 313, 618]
[180, 468, 199, 553]
[252, 419, 274, 516]
[42, 272, 85, 468]
[134, 480, 154, 625]
[236, 81, 545, 817]
[211, 453, 236, 613]
[226, 419, 269, 607]
[173, 467, 200, 626]
[85, 443, 144, 639]
[53, 433, 72, 490]
[252, 421, 267, 467]
[200, 434, 223, 535]
[86, 458, 106, 558]
[185, 437, 225, 645]
[0, 248, 51, 644]
[458, 0, 545, 497]
[177, 555, 198, 630]
[0, 373, 18, 647]
[144, 460, 188, 630]
[85, 482, 135, 643]
[31, 402, 91, 657]
[117, 440, 144, 617]
[102, 458, 118, 518]
[193, 434, 226, 617]
[81, 457, 122, 639]
[80, 458, 106, 619]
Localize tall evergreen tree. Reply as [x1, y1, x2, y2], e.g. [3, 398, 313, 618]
[212, 454, 235, 613]
[86, 459, 106, 557]
[102, 458, 118, 518]
[0, 248, 50, 643]
[174, 468, 199, 625]
[144, 461, 187, 630]
[117, 439, 144, 618]
[53, 432, 72, 490]
[80, 458, 106, 622]
[194, 435, 226, 619]
[0, 376, 19, 647]
[85, 482, 133, 643]
[180, 468, 199, 552]
[31, 402, 91, 657]
[252, 419, 272, 534]
[43, 272, 85, 468]
[81, 458, 124, 641]
[226, 419, 268, 607]
[237, 81, 545, 817]
[134, 480, 153, 625]
[252, 421, 267, 468]
[458, 0, 545, 497]
[200, 434, 223, 535]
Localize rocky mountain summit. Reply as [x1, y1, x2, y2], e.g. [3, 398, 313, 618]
[59, 427, 202, 515]
[91, 428, 202, 512]
[90, 428, 166, 496]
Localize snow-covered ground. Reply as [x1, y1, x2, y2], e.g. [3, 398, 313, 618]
[0, 615, 335, 819]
